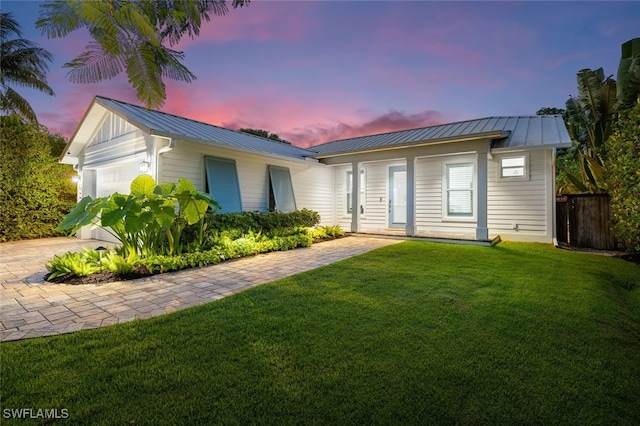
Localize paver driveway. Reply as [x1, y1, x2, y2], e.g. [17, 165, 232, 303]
[0, 236, 401, 342]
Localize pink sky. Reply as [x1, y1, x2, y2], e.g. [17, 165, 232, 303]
[2, 1, 639, 147]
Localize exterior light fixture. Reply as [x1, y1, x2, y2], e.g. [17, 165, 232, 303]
[139, 160, 150, 173]
[71, 174, 81, 183]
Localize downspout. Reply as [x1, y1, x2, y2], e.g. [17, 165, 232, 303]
[154, 137, 175, 181]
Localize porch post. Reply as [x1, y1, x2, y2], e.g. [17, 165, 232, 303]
[476, 151, 489, 240]
[406, 156, 416, 236]
[351, 161, 361, 233]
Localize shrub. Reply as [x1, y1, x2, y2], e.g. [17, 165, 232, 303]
[204, 209, 320, 235]
[0, 115, 77, 241]
[605, 101, 640, 251]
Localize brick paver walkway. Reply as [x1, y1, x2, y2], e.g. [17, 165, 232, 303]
[0, 236, 401, 342]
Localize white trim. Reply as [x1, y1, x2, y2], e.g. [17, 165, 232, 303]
[442, 159, 476, 222]
[497, 152, 530, 181]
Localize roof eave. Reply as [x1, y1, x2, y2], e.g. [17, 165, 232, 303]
[312, 131, 508, 159]
[150, 130, 319, 164]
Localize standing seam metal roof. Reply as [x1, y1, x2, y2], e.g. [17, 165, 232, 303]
[83, 97, 570, 161]
[94, 96, 315, 161]
[309, 115, 571, 156]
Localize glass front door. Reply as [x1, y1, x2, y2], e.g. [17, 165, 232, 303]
[389, 166, 407, 228]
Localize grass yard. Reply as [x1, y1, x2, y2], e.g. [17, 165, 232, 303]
[2, 241, 639, 425]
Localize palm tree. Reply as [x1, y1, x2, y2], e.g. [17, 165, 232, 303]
[36, 0, 250, 110]
[0, 12, 55, 123]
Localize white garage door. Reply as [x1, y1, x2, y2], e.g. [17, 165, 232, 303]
[93, 162, 142, 242]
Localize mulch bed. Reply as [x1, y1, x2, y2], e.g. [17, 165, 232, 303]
[46, 266, 152, 285]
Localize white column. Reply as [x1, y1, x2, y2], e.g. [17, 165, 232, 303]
[476, 151, 488, 240]
[406, 156, 416, 236]
[351, 161, 361, 233]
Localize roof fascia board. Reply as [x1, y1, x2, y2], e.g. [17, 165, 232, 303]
[491, 142, 572, 154]
[94, 97, 153, 135]
[59, 96, 103, 162]
[319, 138, 491, 166]
[313, 131, 508, 159]
[163, 133, 321, 165]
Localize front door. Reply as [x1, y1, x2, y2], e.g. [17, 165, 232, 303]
[389, 166, 407, 228]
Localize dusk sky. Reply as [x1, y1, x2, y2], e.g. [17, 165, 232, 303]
[2, 1, 639, 147]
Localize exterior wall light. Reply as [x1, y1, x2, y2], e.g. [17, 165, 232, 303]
[71, 174, 81, 183]
[139, 160, 150, 173]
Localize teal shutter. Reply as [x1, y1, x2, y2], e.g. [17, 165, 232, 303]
[205, 156, 242, 213]
[268, 165, 296, 212]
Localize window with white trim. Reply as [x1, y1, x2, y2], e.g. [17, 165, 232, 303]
[346, 169, 365, 215]
[499, 154, 529, 180]
[446, 163, 474, 217]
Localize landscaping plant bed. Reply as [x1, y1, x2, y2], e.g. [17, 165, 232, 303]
[46, 265, 153, 285]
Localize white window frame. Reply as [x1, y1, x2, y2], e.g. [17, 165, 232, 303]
[442, 161, 475, 221]
[346, 169, 366, 217]
[498, 153, 529, 181]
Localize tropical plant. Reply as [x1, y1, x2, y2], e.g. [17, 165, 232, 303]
[46, 251, 101, 279]
[57, 175, 220, 258]
[562, 68, 617, 193]
[102, 252, 138, 275]
[36, 0, 250, 109]
[0, 115, 77, 241]
[605, 101, 640, 252]
[0, 12, 55, 123]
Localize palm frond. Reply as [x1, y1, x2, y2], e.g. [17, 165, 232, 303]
[123, 41, 166, 109]
[157, 48, 197, 83]
[0, 87, 38, 123]
[36, 0, 86, 39]
[63, 42, 124, 83]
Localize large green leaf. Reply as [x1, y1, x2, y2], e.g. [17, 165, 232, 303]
[55, 196, 100, 232]
[100, 195, 138, 227]
[182, 199, 209, 225]
[130, 174, 157, 197]
[175, 178, 196, 195]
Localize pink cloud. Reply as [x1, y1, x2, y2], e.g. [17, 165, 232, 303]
[284, 109, 445, 148]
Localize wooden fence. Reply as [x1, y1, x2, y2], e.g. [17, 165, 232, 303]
[556, 194, 616, 250]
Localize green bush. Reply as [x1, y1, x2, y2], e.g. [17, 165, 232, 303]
[605, 101, 640, 251]
[0, 115, 77, 241]
[204, 209, 320, 235]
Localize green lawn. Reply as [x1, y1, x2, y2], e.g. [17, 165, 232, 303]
[2, 242, 639, 425]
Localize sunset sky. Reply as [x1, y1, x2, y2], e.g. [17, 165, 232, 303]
[2, 1, 639, 147]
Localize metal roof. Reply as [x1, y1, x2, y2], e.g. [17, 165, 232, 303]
[62, 96, 571, 166]
[310, 115, 571, 157]
[69, 96, 315, 161]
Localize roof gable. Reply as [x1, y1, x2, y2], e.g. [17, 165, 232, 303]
[62, 96, 316, 164]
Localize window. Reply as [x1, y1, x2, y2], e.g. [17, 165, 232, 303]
[499, 154, 528, 180]
[205, 156, 242, 213]
[346, 169, 365, 215]
[268, 165, 296, 212]
[446, 163, 474, 217]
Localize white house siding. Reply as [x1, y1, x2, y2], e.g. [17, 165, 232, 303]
[158, 140, 335, 225]
[487, 149, 552, 242]
[414, 154, 477, 236]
